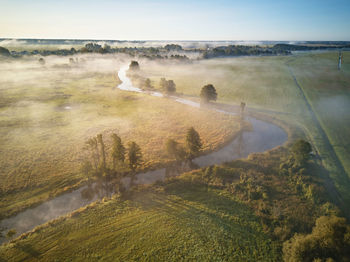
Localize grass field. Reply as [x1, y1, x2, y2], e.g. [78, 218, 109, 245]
[288, 52, 350, 178]
[142, 56, 306, 113]
[140, 52, 350, 205]
[0, 55, 241, 219]
[0, 188, 280, 261]
[0, 51, 347, 260]
[0, 144, 333, 261]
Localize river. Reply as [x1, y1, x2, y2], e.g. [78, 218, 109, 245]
[0, 66, 287, 244]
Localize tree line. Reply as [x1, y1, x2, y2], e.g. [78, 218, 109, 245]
[81, 133, 142, 197]
[83, 133, 142, 175]
[129, 61, 219, 103]
[82, 126, 203, 197]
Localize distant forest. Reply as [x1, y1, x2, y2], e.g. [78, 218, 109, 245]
[1, 39, 350, 60]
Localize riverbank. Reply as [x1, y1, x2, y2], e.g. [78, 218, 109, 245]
[0, 64, 241, 222]
[1, 138, 335, 261]
[0, 66, 288, 244]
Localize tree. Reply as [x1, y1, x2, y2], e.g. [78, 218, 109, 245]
[164, 44, 183, 51]
[128, 141, 142, 171]
[160, 78, 176, 94]
[291, 139, 312, 166]
[166, 80, 176, 94]
[84, 43, 102, 52]
[200, 84, 217, 103]
[38, 57, 45, 65]
[0, 46, 11, 57]
[144, 78, 153, 89]
[129, 60, 140, 71]
[160, 78, 167, 90]
[81, 161, 93, 180]
[166, 139, 178, 158]
[103, 44, 111, 52]
[186, 127, 202, 158]
[165, 138, 185, 160]
[203, 166, 214, 185]
[86, 137, 99, 170]
[283, 216, 350, 262]
[97, 134, 106, 170]
[111, 133, 125, 170]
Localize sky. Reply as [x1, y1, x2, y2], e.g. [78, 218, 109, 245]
[0, 0, 349, 41]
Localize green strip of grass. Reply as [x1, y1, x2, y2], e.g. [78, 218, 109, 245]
[0, 185, 280, 261]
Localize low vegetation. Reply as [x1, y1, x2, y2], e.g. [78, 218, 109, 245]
[283, 215, 350, 261]
[0, 140, 345, 261]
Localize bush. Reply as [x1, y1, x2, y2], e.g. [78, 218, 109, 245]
[129, 61, 140, 71]
[200, 84, 217, 103]
[291, 139, 312, 166]
[0, 46, 11, 56]
[283, 216, 350, 262]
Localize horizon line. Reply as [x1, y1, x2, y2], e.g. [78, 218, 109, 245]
[1, 37, 350, 43]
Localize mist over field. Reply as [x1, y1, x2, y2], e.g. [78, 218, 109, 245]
[1, 0, 350, 259]
[0, 39, 350, 259]
[0, 38, 316, 50]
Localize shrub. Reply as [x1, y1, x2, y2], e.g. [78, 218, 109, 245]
[283, 216, 350, 262]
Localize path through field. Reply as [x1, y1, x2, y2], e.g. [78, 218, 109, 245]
[287, 62, 350, 218]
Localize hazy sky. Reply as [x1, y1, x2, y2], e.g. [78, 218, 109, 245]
[0, 0, 349, 40]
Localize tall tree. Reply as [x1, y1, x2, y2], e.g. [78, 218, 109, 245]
[129, 60, 140, 71]
[128, 141, 142, 171]
[200, 84, 217, 103]
[81, 161, 93, 180]
[165, 138, 186, 161]
[86, 137, 99, 170]
[160, 78, 176, 94]
[166, 80, 176, 94]
[111, 133, 125, 170]
[186, 127, 202, 158]
[166, 139, 178, 158]
[144, 78, 153, 89]
[291, 139, 312, 166]
[160, 78, 167, 90]
[283, 216, 350, 261]
[0, 46, 11, 57]
[97, 134, 106, 170]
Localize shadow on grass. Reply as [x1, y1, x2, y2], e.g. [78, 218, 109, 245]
[15, 243, 40, 259]
[132, 182, 265, 238]
[127, 184, 280, 259]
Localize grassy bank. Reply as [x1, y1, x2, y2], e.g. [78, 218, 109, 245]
[0, 141, 337, 261]
[288, 52, 350, 195]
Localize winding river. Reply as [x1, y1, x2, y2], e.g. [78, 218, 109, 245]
[0, 66, 287, 244]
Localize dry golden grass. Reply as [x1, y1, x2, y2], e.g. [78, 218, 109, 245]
[0, 57, 240, 218]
